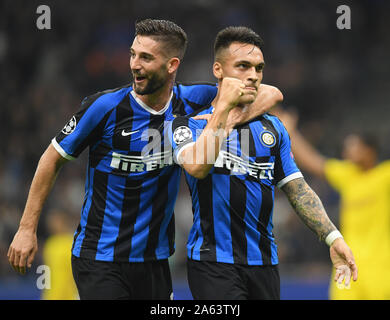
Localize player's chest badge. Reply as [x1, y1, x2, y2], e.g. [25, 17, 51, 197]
[260, 130, 276, 148]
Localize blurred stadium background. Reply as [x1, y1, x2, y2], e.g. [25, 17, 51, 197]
[0, 0, 389, 299]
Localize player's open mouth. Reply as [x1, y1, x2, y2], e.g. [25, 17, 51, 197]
[135, 76, 147, 83]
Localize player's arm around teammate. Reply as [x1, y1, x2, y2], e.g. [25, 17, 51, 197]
[177, 77, 246, 179]
[225, 83, 282, 129]
[281, 177, 358, 287]
[8, 144, 69, 274]
[193, 83, 283, 134]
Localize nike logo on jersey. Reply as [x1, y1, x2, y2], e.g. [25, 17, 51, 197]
[121, 129, 139, 136]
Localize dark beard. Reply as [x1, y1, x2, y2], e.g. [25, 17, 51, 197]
[133, 72, 167, 95]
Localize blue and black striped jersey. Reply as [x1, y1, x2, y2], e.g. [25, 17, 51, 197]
[52, 82, 217, 262]
[169, 106, 303, 266]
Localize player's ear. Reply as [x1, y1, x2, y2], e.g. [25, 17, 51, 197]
[167, 57, 180, 74]
[213, 61, 223, 80]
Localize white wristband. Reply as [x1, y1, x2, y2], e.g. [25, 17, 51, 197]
[325, 230, 343, 246]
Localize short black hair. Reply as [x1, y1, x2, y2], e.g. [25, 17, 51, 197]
[214, 26, 264, 60]
[135, 19, 187, 60]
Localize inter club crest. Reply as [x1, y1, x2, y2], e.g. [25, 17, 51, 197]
[260, 130, 276, 147]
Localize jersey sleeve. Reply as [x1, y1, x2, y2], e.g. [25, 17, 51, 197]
[273, 120, 303, 188]
[52, 93, 115, 160]
[174, 83, 218, 115]
[167, 116, 206, 164]
[324, 158, 355, 191]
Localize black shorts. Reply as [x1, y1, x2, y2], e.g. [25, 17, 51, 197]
[187, 259, 280, 300]
[71, 255, 173, 300]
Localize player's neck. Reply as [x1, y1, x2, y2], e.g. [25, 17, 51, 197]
[135, 82, 174, 112]
[358, 158, 377, 171]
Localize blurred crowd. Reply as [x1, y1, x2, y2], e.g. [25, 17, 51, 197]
[1, 0, 389, 288]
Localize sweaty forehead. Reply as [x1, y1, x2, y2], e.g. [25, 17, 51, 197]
[220, 42, 264, 63]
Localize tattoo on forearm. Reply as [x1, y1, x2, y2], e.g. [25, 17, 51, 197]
[282, 178, 336, 241]
[211, 123, 224, 137]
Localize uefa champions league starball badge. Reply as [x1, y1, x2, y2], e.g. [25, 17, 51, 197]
[61, 116, 77, 135]
[173, 126, 192, 145]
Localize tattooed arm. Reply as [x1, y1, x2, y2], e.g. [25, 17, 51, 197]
[281, 177, 358, 287]
[281, 177, 336, 241]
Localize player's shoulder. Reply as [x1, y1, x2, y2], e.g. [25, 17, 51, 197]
[375, 159, 390, 173]
[186, 104, 214, 118]
[262, 112, 282, 124]
[261, 113, 286, 132]
[174, 81, 217, 100]
[175, 81, 217, 91]
[81, 83, 132, 111]
[173, 105, 212, 129]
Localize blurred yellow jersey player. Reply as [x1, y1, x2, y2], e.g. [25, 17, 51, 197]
[273, 107, 390, 299]
[325, 156, 390, 299]
[41, 210, 78, 300]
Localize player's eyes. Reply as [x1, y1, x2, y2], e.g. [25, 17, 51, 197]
[236, 64, 250, 70]
[129, 52, 154, 62]
[141, 55, 153, 62]
[256, 63, 265, 72]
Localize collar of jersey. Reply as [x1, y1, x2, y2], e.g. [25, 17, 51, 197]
[130, 90, 173, 115]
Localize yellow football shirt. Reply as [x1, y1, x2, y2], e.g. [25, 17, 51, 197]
[41, 233, 79, 300]
[325, 159, 390, 299]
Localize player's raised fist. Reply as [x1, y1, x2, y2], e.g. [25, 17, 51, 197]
[217, 77, 246, 111]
